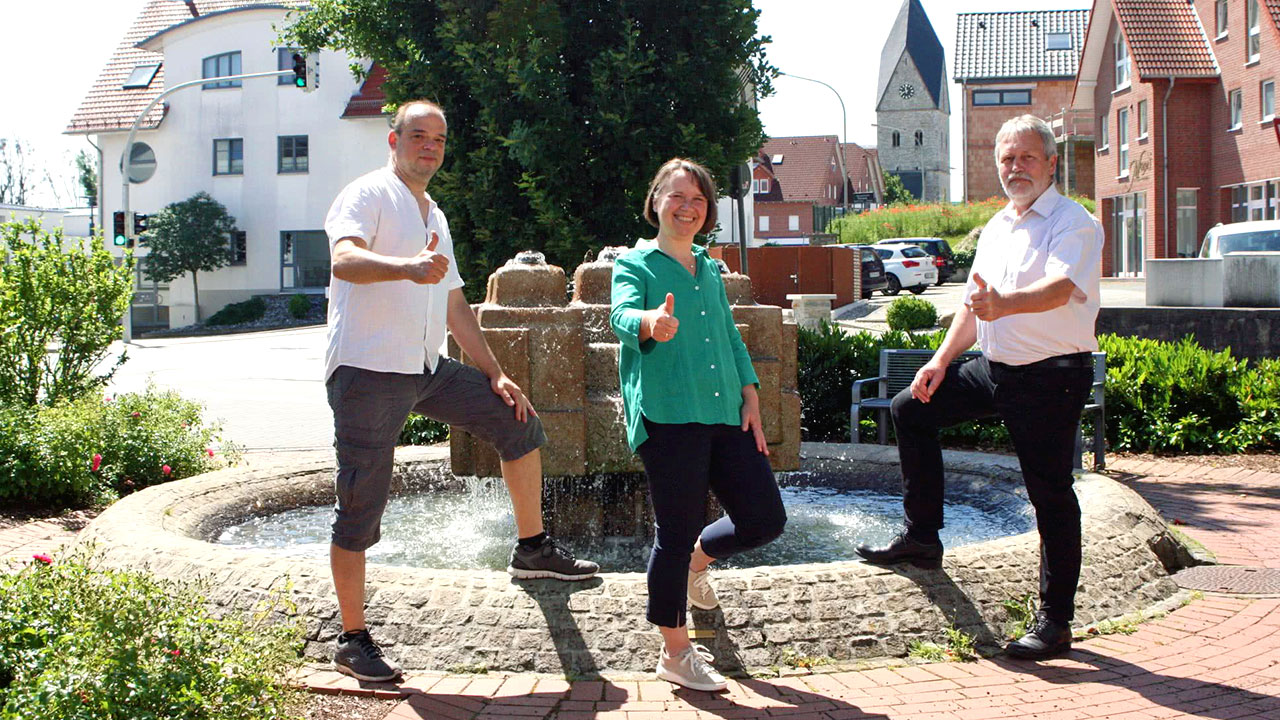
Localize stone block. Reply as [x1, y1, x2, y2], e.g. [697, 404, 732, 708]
[577, 304, 616, 344]
[585, 343, 620, 394]
[484, 263, 567, 307]
[770, 390, 801, 472]
[585, 396, 643, 473]
[537, 409, 586, 477]
[781, 321, 797, 391]
[571, 261, 615, 305]
[731, 304, 784, 360]
[754, 359, 782, 445]
[723, 273, 753, 305]
[529, 323, 585, 410]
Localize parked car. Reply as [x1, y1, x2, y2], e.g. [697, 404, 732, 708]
[872, 244, 937, 295]
[875, 237, 956, 285]
[832, 245, 889, 299]
[1197, 220, 1280, 258]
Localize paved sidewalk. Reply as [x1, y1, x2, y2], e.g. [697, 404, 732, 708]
[3, 456, 1278, 719]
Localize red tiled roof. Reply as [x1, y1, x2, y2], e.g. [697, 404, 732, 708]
[65, 1, 308, 135]
[841, 143, 878, 193]
[759, 136, 842, 203]
[1113, 0, 1217, 79]
[1268, 0, 1280, 36]
[342, 63, 388, 119]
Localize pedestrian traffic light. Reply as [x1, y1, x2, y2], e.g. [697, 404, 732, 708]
[112, 211, 130, 247]
[291, 53, 307, 89]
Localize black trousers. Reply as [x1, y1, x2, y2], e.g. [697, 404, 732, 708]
[636, 418, 787, 629]
[890, 354, 1094, 623]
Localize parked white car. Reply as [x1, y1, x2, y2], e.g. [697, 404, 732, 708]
[872, 243, 937, 295]
[1197, 220, 1280, 258]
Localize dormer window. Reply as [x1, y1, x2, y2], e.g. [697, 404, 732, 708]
[1045, 32, 1072, 50]
[122, 63, 160, 89]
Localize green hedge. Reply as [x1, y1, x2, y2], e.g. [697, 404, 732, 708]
[399, 412, 450, 445]
[206, 297, 266, 326]
[0, 550, 300, 720]
[798, 325, 1280, 454]
[885, 297, 938, 332]
[0, 387, 235, 509]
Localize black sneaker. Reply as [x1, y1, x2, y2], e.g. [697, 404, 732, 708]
[507, 536, 599, 581]
[854, 531, 944, 569]
[334, 629, 402, 682]
[1006, 612, 1072, 660]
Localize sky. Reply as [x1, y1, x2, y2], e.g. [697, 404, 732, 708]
[1, 0, 1093, 208]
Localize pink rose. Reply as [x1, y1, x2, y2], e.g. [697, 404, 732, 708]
[161, 464, 172, 476]
[32, 554, 52, 565]
[90, 453, 102, 472]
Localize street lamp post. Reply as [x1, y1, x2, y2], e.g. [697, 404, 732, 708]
[779, 72, 848, 213]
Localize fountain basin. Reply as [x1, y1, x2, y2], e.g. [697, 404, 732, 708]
[77, 443, 1184, 674]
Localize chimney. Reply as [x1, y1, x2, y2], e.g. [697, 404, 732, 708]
[184, 0, 199, 18]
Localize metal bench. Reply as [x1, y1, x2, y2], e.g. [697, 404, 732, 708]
[850, 348, 1107, 470]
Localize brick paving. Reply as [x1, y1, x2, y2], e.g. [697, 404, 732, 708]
[3, 456, 1279, 719]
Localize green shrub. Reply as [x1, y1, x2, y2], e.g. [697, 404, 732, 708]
[0, 550, 301, 720]
[0, 387, 234, 508]
[399, 413, 450, 445]
[0, 219, 134, 406]
[1100, 334, 1280, 453]
[205, 297, 266, 326]
[885, 297, 938, 332]
[287, 294, 311, 319]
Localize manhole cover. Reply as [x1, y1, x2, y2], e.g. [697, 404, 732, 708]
[1172, 566, 1280, 595]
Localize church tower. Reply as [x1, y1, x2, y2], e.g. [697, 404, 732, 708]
[876, 0, 950, 203]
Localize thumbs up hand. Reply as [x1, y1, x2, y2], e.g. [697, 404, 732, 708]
[965, 272, 1004, 321]
[403, 230, 450, 284]
[645, 292, 679, 343]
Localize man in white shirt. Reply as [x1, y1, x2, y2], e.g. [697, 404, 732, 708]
[856, 115, 1104, 660]
[323, 100, 598, 682]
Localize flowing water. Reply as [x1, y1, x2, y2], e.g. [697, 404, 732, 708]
[218, 471, 1032, 572]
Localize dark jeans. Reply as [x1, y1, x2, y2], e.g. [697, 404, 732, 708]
[890, 354, 1094, 623]
[636, 418, 787, 628]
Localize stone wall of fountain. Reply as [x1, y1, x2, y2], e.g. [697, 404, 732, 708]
[449, 250, 801, 478]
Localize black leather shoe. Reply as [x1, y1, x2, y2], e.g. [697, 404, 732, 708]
[854, 531, 943, 569]
[1006, 612, 1072, 659]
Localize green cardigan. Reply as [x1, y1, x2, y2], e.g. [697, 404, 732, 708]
[609, 244, 759, 452]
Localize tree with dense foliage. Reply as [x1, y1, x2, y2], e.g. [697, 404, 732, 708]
[882, 170, 915, 205]
[287, 0, 775, 288]
[0, 219, 134, 407]
[74, 150, 97, 208]
[142, 193, 238, 323]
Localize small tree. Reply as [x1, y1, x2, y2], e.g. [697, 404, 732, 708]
[882, 171, 915, 205]
[74, 149, 97, 208]
[0, 219, 134, 406]
[143, 193, 237, 323]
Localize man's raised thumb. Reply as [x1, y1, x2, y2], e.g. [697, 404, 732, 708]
[663, 292, 675, 315]
[972, 272, 987, 290]
[426, 231, 439, 252]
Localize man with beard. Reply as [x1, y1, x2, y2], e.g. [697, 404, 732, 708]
[855, 114, 1104, 660]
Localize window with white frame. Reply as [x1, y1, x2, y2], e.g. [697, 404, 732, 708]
[1229, 89, 1243, 129]
[1248, 0, 1261, 62]
[1137, 100, 1149, 138]
[788, 215, 800, 231]
[202, 51, 242, 89]
[1216, 0, 1228, 37]
[1114, 33, 1131, 89]
[1118, 107, 1130, 176]
[1263, 80, 1275, 122]
[213, 138, 243, 175]
[753, 178, 770, 194]
[1099, 113, 1109, 150]
[1176, 189, 1198, 257]
[759, 215, 769, 232]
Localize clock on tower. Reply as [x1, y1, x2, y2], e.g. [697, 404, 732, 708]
[898, 82, 916, 100]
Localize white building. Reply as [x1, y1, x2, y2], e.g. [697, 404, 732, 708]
[66, 0, 389, 330]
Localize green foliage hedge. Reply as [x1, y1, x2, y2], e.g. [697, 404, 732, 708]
[287, 294, 311, 319]
[798, 324, 1280, 454]
[0, 550, 301, 720]
[0, 387, 234, 508]
[399, 412, 450, 445]
[206, 297, 266, 326]
[885, 297, 938, 332]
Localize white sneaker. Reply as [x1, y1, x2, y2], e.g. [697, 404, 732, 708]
[687, 567, 719, 610]
[656, 644, 727, 691]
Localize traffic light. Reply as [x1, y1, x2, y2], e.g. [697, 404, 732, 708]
[292, 53, 318, 93]
[133, 212, 148, 241]
[113, 211, 128, 246]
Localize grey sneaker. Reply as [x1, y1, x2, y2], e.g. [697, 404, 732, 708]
[688, 567, 718, 610]
[507, 536, 599, 581]
[656, 644, 727, 692]
[334, 629, 402, 682]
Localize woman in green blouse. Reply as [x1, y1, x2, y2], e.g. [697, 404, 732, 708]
[610, 158, 786, 692]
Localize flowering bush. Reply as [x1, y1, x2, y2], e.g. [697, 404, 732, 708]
[0, 386, 238, 508]
[0, 549, 301, 720]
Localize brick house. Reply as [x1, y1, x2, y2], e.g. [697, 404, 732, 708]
[1074, 0, 1280, 276]
[954, 10, 1093, 203]
[753, 136, 846, 242]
